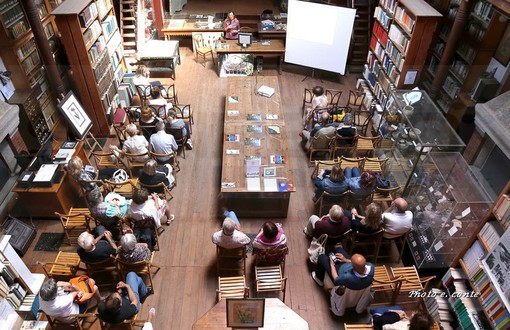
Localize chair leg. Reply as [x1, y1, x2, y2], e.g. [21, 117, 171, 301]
[211, 52, 215, 65]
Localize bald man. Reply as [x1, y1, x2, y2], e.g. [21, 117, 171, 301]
[381, 197, 413, 239]
[312, 248, 374, 290]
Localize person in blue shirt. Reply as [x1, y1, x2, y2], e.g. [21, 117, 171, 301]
[312, 249, 374, 290]
[345, 167, 377, 199]
[313, 164, 350, 201]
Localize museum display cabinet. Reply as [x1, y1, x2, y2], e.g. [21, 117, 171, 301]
[405, 152, 492, 271]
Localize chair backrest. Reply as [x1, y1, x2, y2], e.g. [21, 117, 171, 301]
[113, 123, 128, 146]
[84, 256, 117, 288]
[138, 181, 172, 201]
[125, 107, 142, 124]
[98, 311, 142, 330]
[347, 229, 385, 262]
[135, 85, 151, 104]
[364, 157, 388, 173]
[325, 89, 342, 107]
[161, 84, 178, 104]
[315, 190, 351, 217]
[310, 134, 335, 150]
[167, 127, 186, 145]
[148, 104, 167, 119]
[217, 275, 248, 301]
[325, 229, 352, 247]
[253, 244, 289, 267]
[41, 310, 98, 329]
[346, 90, 366, 111]
[339, 155, 365, 170]
[216, 245, 247, 276]
[311, 160, 341, 180]
[193, 33, 206, 49]
[172, 104, 191, 118]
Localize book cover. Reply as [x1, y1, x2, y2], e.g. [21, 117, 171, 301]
[244, 138, 261, 147]
[247, 113, 262, 121]
[245, 155, 262, 161]
[257, 85, 275, 97]
[228, 96, 239, 103]
[227, 110, 240, 116]
[266, 114, 278, 120]
[268, 125, 280, 134]
[270, 155, 286, 164]
[277, 179, 288, 192]
[246, 125, 263, 133]
[225, 134, 240, 142]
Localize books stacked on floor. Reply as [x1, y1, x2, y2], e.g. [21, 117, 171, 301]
[424, 288, 454, 330]
[449, 293, 490, 330]
[478, 221, 504, 250]
[461, 240, 486, 278]
[472, 269, 510, 330]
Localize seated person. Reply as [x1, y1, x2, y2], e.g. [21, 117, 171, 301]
[77, 226, 117, 263]
[212, 210, 250, 249]
[336, 113, 357, 145]
[132, 65, 161, 90]
[98, 272, 152, 324]
[300, 112, 336, 152]
[39, 278, 101, 323]
[139, 106, 161, 141]
[127, 188, 175, 228]
[313, 164, 349, 201]
[312, 250, 374, 290]
[350, 202, 382, 235]
[223, 11, 240, 40]
[87, 190, 130, 230]
[381, 198, 413, 239]
[304, 205, 351, 239]
[118, 233, 151, 263]
[138, 159, 175, 192]
[252, 221, 288, 264]
[166, 109, 193, 150]
[371, 307, 434, 330]
[345, 167, 377, 199]
[110, 124, 150, 162]
[303, 86, 328, 131]
[67, 156, 115, 192]
[149, 121, 178, 164]
[149, 86, 171, 117]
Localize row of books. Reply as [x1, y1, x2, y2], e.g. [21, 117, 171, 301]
[442, 76, 461, 99]
[16, 39, 36, 61]
[79, 2, 98, 28]
[118, 82, 135, 108]
[478, 221, 504, 250]
[448, 282, 490, 330]
[472, 0, 494, 23]
[101, 15, 118, 42]
[425, 288, 454, 330]
[97, 64, 115, 98]
[372, 19, 389, 47]
[21, 51, 41, 76]
[448, 7, 458, 20]
[385, 40, 405, 73]
[434, 42, 445, 57]
[428, 56, 439, 76]
[8, 19, 28, 39]
[97, 0, 113, 20]
[388, 24, 410, 54]
[456, 43, 475, 64]
[355, 78, 376, 111]
[374, 6, 392, 30]
[493, 193, 510, 227]
[0, 0, 19, 13]
[394, 5, 416, 34]
[379, 0, 397, 15]
[84, 20, 102, 51]
[466, 21, 486, 42]
[1, 3, 24, 27]
[36, 1, 48, 19]
[461, 240, 486, 279]
[439, 24, 452, 42]
[93, 51, 110, 81]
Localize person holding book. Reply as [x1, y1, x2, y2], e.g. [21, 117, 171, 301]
[223, 12, 240, 40]
[313, 164, 350, 201]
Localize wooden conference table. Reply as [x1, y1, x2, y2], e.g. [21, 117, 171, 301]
[192, 298, 309, 329]
[162, 20, 224, 38]
[220, 76, 294, 218]
[216, 39, 285, 74]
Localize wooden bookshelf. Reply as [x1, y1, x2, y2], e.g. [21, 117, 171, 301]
[52, 0, 125, 137]
[363, 0, 441, 108]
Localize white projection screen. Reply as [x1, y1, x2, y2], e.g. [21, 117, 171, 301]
[285, 0, 356, 74]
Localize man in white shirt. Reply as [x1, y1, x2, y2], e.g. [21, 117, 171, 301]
[212, 211, 250, 249]
[381, 198, 413, 239]
[110, 124, 149, 162]
[149, 121, 177, 163]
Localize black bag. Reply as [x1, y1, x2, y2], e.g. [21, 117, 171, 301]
[375, 172, 390, 195]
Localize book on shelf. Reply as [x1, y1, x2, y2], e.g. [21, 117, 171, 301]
[493, 194, 510, 219]
[441, 267, 467, 287]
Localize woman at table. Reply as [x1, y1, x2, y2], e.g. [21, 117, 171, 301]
[313, 164, 349, 202]
[223, 12, 240, 40]
[67, 156, 115, 192]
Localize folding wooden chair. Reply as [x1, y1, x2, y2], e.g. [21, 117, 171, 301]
[310, 159, 341, 180]
[42, 310, 98, 330]
[115, 251, 161, 291]
[216, 245, 248, 276]
[255, 265, 287, 302]
[217, 275, 249, 302]
[38, 251, 83, 280]
[55, 208, 92, 245]
[346, 229, 385, 263]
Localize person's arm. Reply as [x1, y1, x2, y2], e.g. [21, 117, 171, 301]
[104, 231, 118, 250]
[330, 257, 339, 280]
[171, 137, 178, 151]
[93, 232, 105, 245]
[384, 201, 396, 213]
[117, 281, 139, 306]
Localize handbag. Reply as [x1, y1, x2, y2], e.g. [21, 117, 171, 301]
[69, 275, 96, 304]
[307, 233, 328, 264]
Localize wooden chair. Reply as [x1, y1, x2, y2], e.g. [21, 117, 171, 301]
[325, 89, 342, 107]
[149, 150, 180, 173]
[123, 151, 150, 177]
[83, 256, 117, 289]
[55, 208, 92, 245]
[125, 106, 142, 124]
[98, 312, 145, 330]
[167, 126, 187, 159]
[91, 150, 128, 171]
[389, 265, 435, 305]
[363, 157, 388, 173]
[310, 159, 341, 180]
[124, 215, 163, 251]
[253, 244, 289, 274]
[193, 33, 215, 66]
[379, 229, 411, 263]
[162, 84, 178, 104]
[314, 190, 351, 217]
[346, 229, 385, 263]
[308, 135, 335, 165]
[355, 135, 381, 157]
[113, 123, 128, 146]
[148, 104, 167, 119]
[217, 275, 249, 302]
[138, 181, 173, 201]
[345, 90, 366, 113]
[372, 265, 403, 306]
[333, 133, 358, 158]
[372, 186, 401, 205]
[254, 265, 287, 302]
[135, 84, 151, 106]
[41, 310, 98, 330]
[302, 88, 314, 117]
[173, 104, 194, 133]
[105, 178, 139, 199]
[339, 155, 365, 171]
[353, 104, 375, 136]
[38, 251, 83, 279]
[325, 229, 353, 252]
[216, 245, 247, 276]
[87, 214, 126, 240]
[115, 251, 161, 291]
[343, 324, 373, 330]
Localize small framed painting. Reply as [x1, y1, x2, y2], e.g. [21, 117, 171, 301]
[57, 91, 92, 139]
[226, 298, 265, 328]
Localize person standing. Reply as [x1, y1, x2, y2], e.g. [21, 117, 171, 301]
[223, 12, 240, 40]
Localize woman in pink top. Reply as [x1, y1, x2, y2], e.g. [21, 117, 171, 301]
[304, 86, 328, 131]
[223, 12, 240, 40]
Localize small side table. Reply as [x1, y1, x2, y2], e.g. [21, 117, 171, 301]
[139, 40, 181, 80]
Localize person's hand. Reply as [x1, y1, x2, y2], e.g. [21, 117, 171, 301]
[389, 310, 408, 320]
[104, 231, 112, 240]
[351, 208, 358, 216]
[76, 291, 84, 300]
[336, 253, 348, 263]
[329, 256, 335, 267]
[117, 281, 127, 289]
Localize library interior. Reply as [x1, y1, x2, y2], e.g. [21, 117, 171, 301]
[0, 0, 510, 329]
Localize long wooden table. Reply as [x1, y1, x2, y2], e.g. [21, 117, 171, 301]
[192, 298, 309, 330]
[162, 20, 224, 38]
[216, 39, 285, 74]
[220, 76, 294, 218]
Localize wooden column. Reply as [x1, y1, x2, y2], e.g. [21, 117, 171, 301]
[429, 0, 470, 100]
[21, 0, 65, 97]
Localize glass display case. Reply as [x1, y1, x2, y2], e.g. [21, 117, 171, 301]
[377, 89, 466, 194]
[405, 152, 492, 270]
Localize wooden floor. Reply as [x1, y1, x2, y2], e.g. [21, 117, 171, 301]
[7, 2, 405, 329]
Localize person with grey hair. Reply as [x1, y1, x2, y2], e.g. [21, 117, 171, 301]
[149, 121, 178, 164]
[77, 228, 117, 263]
[336, 112, 357, 145]
[87, 189, 130, 234]
[110, 123, 150, 162]
[138, 159, 175, 193]
[211, 210, 250, 249]
[304, 204, 352, 239]
[166, 109, 193, 150]
[118, 233, 151, 263]
[300, 111, 336, 151]
[39, 278, 101, 323]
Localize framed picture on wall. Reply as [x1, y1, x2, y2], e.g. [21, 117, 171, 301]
[226, 298, 265, 328]
[494, 24, 510, 66]
[57, 91, 92, 139]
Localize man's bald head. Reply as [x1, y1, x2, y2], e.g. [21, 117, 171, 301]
[393, 198, 408, 213]
[351, 254, 367, 274]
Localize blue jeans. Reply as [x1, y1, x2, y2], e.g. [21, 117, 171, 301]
[370, 306, 402, 316]
[315, 247, 351, 281]
[223, 210, 240, 227]
[344, 167, 361, 178]
[125, 272, 148, 311]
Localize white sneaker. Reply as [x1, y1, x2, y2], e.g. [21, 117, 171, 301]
[311, 271, 324, 287]
[185, 139, 193, 150]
